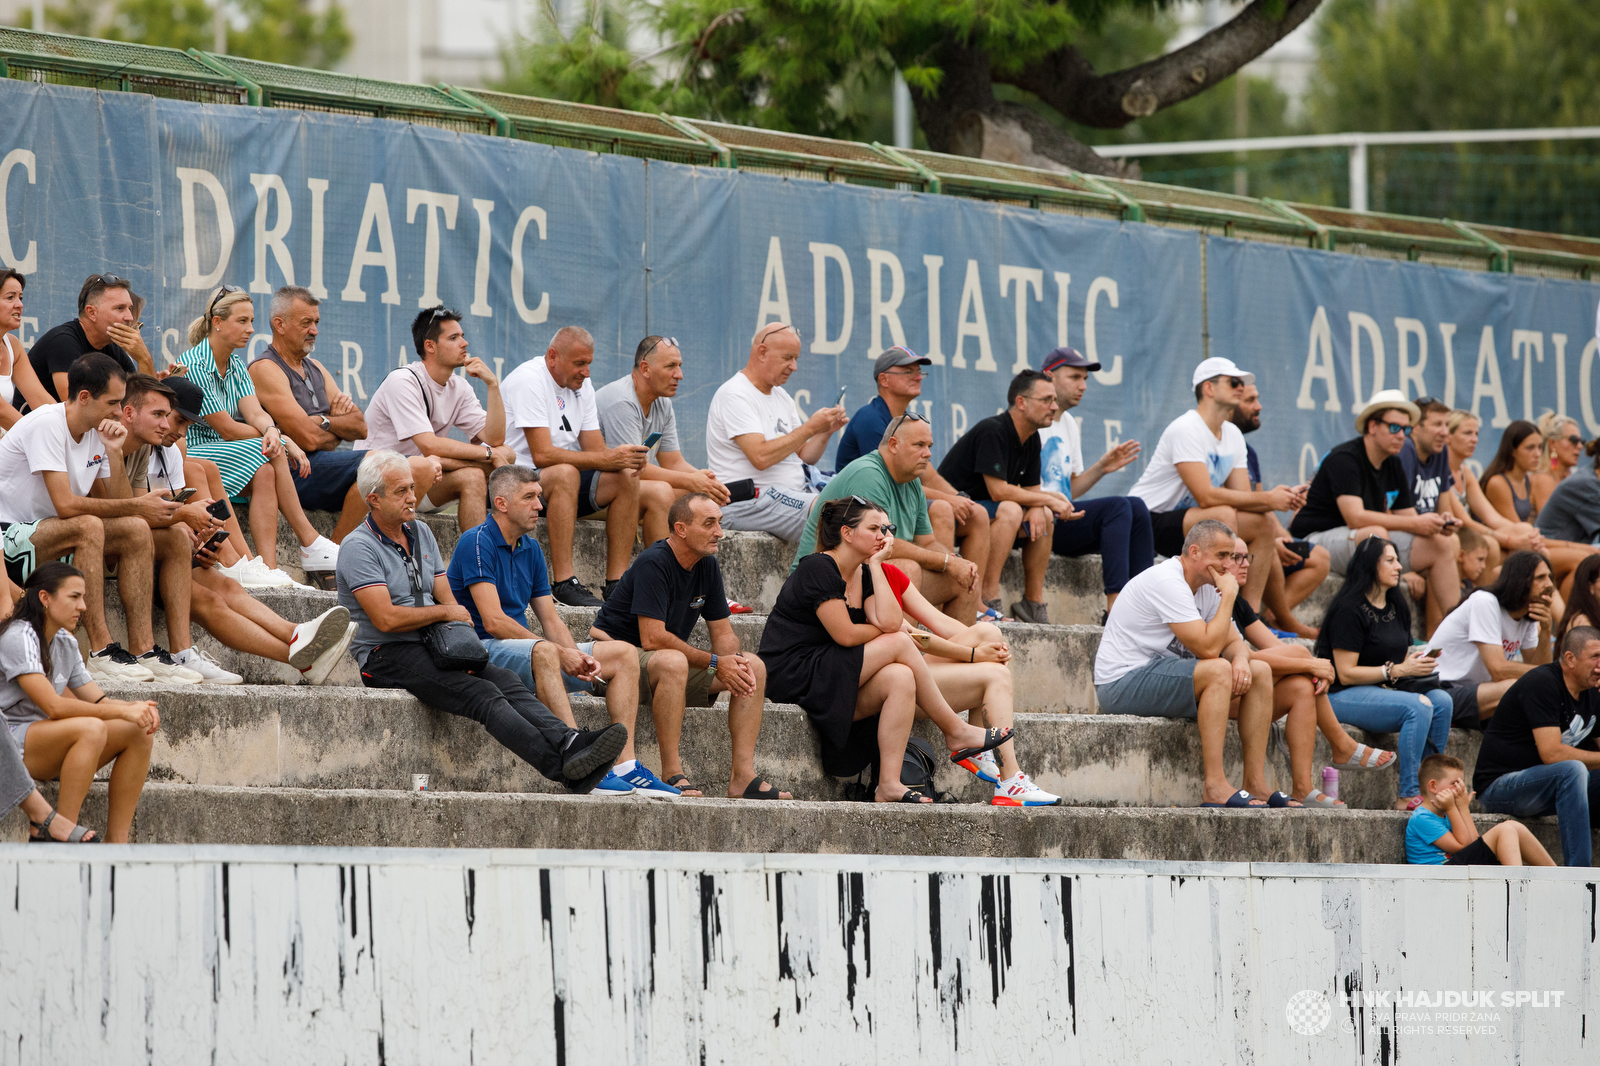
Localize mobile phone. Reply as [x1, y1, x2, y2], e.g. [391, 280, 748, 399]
[167, 487, 197, 503]
[643, 431, 663, 449]
[206, 498, 231, 521]
[1423, 647, 1442, 658]
[835, 386, 847, 407]
[196, 529, 229, 556]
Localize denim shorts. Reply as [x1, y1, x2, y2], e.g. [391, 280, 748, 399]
[291, 448, 363, 512]
[482, 637, 596, 695]
[1095, 656, 1199, 718]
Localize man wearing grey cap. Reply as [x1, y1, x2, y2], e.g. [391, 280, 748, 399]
[836, 345, 993, 618]
[1037, 346, 1152, 615]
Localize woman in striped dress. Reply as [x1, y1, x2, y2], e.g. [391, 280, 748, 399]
[177, 287, 341, 582]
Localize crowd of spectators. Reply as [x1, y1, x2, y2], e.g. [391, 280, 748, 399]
[0, 271, 1594, 866]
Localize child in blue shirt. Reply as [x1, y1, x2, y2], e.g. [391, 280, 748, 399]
[1405, 753, 1554, 866]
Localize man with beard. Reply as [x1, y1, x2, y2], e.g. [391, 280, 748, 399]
[1229, 381, 1330, 637]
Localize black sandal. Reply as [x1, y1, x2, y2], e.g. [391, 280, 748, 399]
[740, 778, 791, 800]
[29, 806, 98, 843]
[664, 774, 704, 798]
[949, 727, 1015, 764]
[894, 788, 931, 804]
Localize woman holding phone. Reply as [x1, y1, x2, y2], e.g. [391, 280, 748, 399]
[1315, 537, 1454, 811]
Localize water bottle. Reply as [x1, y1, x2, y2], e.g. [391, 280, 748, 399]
[1321, 766, 1339, 801]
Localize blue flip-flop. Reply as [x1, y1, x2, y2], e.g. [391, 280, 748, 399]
[1200, 789, 1264, 809]
[1265, 790, 1304, 809]
[977, 606, 1003, 623]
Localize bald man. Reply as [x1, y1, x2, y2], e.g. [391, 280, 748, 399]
[502, 325, 653, 607]
[704, 322, 850, 542]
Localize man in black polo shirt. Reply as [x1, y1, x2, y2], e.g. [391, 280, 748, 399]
[29, 274, 158, 403]
[937, 369, 1081, 623]
[1289, 389, 1461, 635]
[590, 492, 787, 800]
[1472, 625, 1600, 866]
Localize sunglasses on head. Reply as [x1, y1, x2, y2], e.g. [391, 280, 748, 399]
[755, 322, 801, 347]
[638, 336, 679, 361]
[884, 411, 927, 436]
[207, 283, 245, 318]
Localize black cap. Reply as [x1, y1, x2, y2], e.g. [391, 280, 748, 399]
[1041, 346, 1100, 373]
[167, 375, 205, 422]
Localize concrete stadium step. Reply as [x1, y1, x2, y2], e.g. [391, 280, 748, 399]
[16, 780, 1582, 865]
[126, 683, 1469, 811]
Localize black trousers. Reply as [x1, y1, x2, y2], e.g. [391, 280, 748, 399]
[361, 643, 575, 785]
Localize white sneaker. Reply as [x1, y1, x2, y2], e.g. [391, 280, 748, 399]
[300, 535, 340, 573]
[991, 772, 1061, 808]
[248, 556, 311, 590]
[301, 622, 356, 686]
[289, 605, 353, 672]
[172, 646, 243, 685]
[88, 642, 154, 683]
[136, 647, 205, 684]
[212, 556, 252, 583]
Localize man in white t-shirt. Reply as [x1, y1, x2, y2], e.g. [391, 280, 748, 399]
[503, 326, 664, 607]
[1038, 346, 1152, 615]
[1093, 518, 1279, 808]
[356, 306, 517, 533]
[1129, 357, 1309, 609]
[1434, 550, 1554, 728]
[0, 354, 188, 684]
[705, 322, 850, 542]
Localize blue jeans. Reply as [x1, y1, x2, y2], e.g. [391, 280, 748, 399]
[1327, 685, 1453, 798]
[1052, 495, 1155, 594]
[482, 637, 595, 695]
[1479, 761, 1600, 866]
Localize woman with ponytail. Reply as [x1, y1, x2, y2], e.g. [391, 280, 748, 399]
[0, 563, 160, 842]
[176, 286, 340, 584]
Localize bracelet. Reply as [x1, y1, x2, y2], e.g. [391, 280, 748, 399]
[941, 553, 949, 573]
[709, 653, 718, 673]
[1382, 661, 1393, 683]
[969, 645, 975, 663]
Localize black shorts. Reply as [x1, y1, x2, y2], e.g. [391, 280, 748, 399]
[1151, 508, 1188, 558]
[1443, 679, 1482, 730]
[576, 468, 604, 517]
[1445, 837, 1501, 866]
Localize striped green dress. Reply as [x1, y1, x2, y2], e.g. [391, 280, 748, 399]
[177, 338, 272, 496]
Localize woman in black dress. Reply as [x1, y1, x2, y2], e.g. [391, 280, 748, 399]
[760, 497, 1014, 803]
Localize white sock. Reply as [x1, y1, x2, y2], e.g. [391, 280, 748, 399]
[998, 771, 1024, 787]
[613, 759, 638, 775]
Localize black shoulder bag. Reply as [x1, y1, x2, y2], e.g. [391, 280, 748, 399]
[396, 524, 489, 672]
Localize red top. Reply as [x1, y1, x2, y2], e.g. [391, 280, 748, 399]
[880, 563, 910, 606]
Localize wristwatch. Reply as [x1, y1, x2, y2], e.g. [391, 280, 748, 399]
[318, 415, 331, 432]
[707, 653, 719, 679]
[482, 441, 493, 461]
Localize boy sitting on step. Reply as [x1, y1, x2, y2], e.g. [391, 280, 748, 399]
[1405, 752, 1554, 866]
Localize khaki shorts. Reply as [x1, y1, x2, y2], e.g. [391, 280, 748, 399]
[638, 648, 719, 708]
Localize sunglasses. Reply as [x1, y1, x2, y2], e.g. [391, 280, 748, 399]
[884, 411, 928, 437]
[207, 283, 245, 318]
[1566, 434, 1584, 446]
[883, 366, 927, 377]
[1380, 420, 1413, 437]
[846, 494, 891, 531]
[755, 322, 801, 347]
[638, 335, 679, 361]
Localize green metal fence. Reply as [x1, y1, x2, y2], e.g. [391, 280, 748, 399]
[4, 27, 1597, 280]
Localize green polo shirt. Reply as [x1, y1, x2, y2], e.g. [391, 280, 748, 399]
[790, 450, 935, 570]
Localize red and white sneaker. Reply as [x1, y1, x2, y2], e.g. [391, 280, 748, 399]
[727, 600, 754, 614]
[991, 772, 1061, 807]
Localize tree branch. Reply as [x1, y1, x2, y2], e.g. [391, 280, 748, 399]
[1009, 0, 1325, 129]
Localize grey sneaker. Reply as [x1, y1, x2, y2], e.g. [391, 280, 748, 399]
[1009, 599, 1049, 624]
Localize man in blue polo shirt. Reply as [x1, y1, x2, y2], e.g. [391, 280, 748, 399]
[446, 464, 679, 798]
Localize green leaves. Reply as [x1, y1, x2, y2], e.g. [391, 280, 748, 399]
[88, 0, 352, 70]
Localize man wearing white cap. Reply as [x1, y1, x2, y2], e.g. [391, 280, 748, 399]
[1290, 389, 1461, 634]
[1129, 358, 1310, 585]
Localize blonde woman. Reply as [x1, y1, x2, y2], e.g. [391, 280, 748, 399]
[1533, 411, 1583, 512]
[177, 286, 340, 583]
[1440, 410, 1544, 582]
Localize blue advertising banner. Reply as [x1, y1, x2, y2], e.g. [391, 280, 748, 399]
[1, 76, 1596, 496]
[1207, 236, 1600, 488]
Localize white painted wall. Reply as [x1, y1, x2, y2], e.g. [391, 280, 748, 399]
[1, 846, 1594, 1063]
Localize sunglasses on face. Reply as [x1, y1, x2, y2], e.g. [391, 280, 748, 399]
[1566, 435, 1584, 446]
[1380, 421, 1413, 437]
[884, 367, 927, 378]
